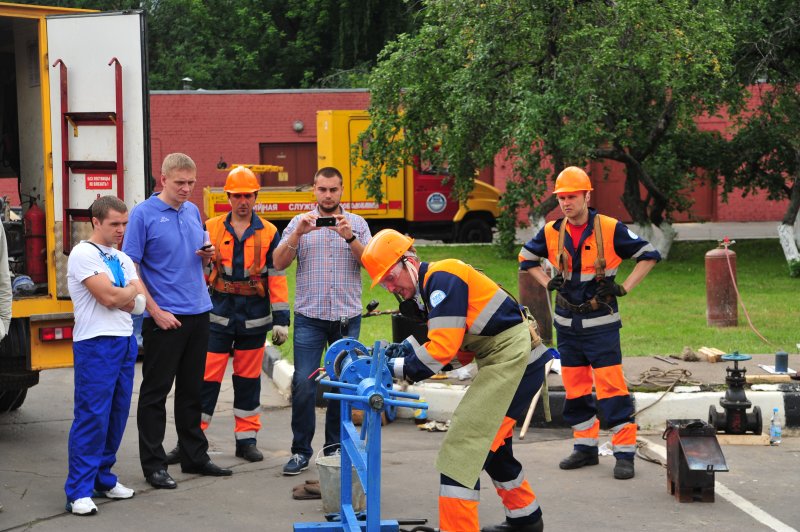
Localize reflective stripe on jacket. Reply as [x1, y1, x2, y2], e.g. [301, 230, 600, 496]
[205, 213, 289, 332]
[402, 259, 524, 382]
[518, 208, 660, 331]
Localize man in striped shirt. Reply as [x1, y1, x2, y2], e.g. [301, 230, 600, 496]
[273, 166, 372, 475]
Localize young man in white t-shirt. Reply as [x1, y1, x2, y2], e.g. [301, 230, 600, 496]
[64, 196, 145, 516]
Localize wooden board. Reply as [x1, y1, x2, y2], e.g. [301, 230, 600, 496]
[716, 433, 770, 446]
[745, 374, 791, 383]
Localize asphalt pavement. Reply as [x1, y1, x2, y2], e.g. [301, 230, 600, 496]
[2, 362, 799, 532]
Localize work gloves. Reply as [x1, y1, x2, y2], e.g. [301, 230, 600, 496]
[596, 280, 627, 298]
[547, 274, 565, 292]
[384, 340, 413, 379]
[271, 325, 289, 346]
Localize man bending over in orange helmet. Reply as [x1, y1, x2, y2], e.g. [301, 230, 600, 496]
[363, 229, 555, 532]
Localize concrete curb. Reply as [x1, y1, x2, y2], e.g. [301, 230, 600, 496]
[264, 349, 800, 431]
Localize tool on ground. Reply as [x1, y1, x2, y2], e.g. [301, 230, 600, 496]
[293, 338, 429, 532]
[663, 419, 728, 502]
[708, 352, 762, 434]
[653, 355, 678, 366]
[519, 357, 555, 439]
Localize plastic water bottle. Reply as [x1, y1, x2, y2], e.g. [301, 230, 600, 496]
[769, 407, 782, 445]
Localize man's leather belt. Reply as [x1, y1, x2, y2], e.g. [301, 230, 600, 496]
[213, 278, 265, 296]
[556, 293, 603, 314]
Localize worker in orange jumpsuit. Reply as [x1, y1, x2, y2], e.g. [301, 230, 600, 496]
[519, 166, 660, 480]
[363, 229, 554, 532]
[187, 166, 289, 462]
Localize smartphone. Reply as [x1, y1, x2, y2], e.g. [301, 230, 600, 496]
[315, 217, 337, 227]
[198, 244, 212, 251]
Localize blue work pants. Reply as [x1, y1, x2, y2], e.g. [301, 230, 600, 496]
[65, 335, 137, 502]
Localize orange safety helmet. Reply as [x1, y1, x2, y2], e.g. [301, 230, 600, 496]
[553, 166, 593, 194]
[362, 229, 415, 288]
[224, 166, 260, 194]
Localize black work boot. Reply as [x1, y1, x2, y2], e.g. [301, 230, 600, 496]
[481, 517, 544, 532]
[558, 449, 599, 470]
[613, 458, 635, 479]
[236, 443, 264, 462]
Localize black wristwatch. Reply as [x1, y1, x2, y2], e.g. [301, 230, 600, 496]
[344, 235, 357, 244]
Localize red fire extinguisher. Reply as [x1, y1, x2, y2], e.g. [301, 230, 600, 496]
[24, 198, 47, 284]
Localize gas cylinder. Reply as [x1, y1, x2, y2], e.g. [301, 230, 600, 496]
[705, 239, 737, 327]
[23, 199, 47, 284]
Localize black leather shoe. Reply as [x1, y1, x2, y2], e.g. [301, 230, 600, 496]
[235, 444, 264, 463]
[146, 469, 177, 489]
[481, 518, 544, 532]
[614, 458, 635, 479]
[559, 450, 599, 470]
[181, 460, 233, 477]
[165, 445, 180, 465]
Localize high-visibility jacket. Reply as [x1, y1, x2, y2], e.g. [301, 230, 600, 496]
[518, 208, 660, 332]
[205, 212, 289, 335]
[393, 259, 527, 383]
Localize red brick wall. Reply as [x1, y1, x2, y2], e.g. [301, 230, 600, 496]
[149, 90, 370, 215]
[149, 88, 788, 223]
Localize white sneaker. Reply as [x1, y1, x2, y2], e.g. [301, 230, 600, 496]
[67, 497, 97, 515]
[98, 482, 135, 499]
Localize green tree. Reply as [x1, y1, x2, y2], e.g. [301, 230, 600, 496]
[360, 0, 738, 256]
[13, 0, 418, 89]
[720, 0, 800, 276]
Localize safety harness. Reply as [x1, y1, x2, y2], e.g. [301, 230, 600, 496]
[555, 214, 611, 313]
[207, 223, 268, 297]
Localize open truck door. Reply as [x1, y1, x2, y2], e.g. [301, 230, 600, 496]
[0, 5, 149, 412]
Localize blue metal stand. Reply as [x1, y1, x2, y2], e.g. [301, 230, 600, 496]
[293, 339, 428, 532]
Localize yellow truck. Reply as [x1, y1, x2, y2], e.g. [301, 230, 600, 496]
[204, 110, 501, 242]
[0, 3, 150, 411]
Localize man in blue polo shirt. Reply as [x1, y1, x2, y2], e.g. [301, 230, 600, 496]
[123, 153, 232, 490]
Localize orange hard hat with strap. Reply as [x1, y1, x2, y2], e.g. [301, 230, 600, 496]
[553, 166, 593, 194]
[224, 166, 260, 194]
[362, 229, 414, 288]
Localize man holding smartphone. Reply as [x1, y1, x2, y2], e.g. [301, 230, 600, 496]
[273, 166, 371, 476]
[123, 153, 232, 490]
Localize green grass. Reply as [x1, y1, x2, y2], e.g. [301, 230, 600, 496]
[276, 239, 799, 361]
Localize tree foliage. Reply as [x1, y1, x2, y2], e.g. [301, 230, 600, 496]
[721, 0, 800, 225]
[13, 0, 418, 89]
[359, 0, 739, 255]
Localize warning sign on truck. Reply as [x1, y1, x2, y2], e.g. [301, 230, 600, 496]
[85, 174, 113, 190]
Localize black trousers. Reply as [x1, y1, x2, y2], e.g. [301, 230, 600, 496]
[138, 313, 210, 476]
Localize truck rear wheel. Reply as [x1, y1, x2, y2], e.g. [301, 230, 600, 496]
[0, 388, 27, 412]
[456, 217, 493, 243]
[0, 318, 36, 412]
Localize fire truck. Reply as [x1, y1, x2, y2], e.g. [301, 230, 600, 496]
[0, 3, 149, 411]
[203, 110, 501, 242]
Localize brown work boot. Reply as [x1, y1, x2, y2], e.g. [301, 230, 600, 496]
[558, 449, 599, 470]
[613, 458, 635, 479]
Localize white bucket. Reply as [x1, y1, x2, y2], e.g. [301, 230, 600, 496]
[315, 450, 366, 514]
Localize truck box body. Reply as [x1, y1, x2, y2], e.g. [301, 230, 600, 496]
[0, 3, 149, 410]
[204, 110, 500, 242]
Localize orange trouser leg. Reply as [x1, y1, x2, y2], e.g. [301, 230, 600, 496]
[440, 477, 480, 532]
[201, 351, 229, 430]
[232, 346, 265, 439]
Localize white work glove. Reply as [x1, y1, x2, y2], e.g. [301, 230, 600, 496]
[271, 325, 289, 346]
[131, 294, 147, 315]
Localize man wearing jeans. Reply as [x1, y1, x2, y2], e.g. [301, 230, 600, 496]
[273, 166, 371, 475]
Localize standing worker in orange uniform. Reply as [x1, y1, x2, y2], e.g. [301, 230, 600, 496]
[363, 229, 554, 532]
[168, 166, 289, 463]
[519, 166, 660, 480]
